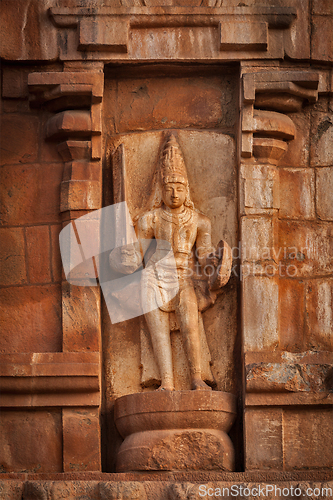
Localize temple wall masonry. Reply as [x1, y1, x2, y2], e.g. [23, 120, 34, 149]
[0, 0, 332, 498]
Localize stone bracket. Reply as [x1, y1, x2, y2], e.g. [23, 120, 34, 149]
[241, 70, 319, 160]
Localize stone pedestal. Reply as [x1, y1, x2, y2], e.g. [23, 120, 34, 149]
[114, 391, 236, 472]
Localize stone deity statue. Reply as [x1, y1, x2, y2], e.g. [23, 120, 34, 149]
[110, 134, 231, 391]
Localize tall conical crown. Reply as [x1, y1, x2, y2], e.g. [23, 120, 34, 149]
[160, 134, 188, 185]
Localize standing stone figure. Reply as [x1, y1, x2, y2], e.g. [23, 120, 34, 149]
[110, 134, 231, 391]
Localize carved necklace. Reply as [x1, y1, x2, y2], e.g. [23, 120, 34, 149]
[160, 206, 193, 225]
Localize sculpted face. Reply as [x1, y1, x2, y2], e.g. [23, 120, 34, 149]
[162, 182, 187, 209]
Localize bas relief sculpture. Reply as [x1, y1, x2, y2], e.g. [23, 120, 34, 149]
[110, 133, 232, 392]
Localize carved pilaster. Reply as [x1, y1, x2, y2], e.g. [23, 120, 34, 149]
[28, 66, 104, 471]
[239, 67, 332, 471]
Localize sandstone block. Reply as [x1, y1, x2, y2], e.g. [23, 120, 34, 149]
[311, 16, 333, 62]
[0, 0, 57, 61]
[2, 68, 28, 98]
[62, 408, 101, 472]
[244, 408, 283, 470]
[306, 279, 333, 351]
[240, 164, 278, 213]
[0, 228, 26, 286]
[283, 409, 333, 470]
[241, 217, 274, 263]
[0, 410, 62, 473]
[279, 279, 305, 352]
[310, 113, 333, 166]
[0, 114, 39, 165]
[312, 0, 333, 14]
[0, 285, 62, 353]
[0, 481, 24, 500]
[51, 481, 99, 499]
[278, 220, 333, 277]
[0, 163, 63, 226]
[316, 167, 333, 220]
[278, 111, 311, 168]
[283, 0, 310, 60]
[50, 224, 63, 282]
[79, 18, 128, 52]
[242, 276, 279, 351]
[26, 225, 51, 284]
[112, 73, 237, 133]
[219, 21, 267, 51]
[62, 283, 100, 352]
[279, 168, 315, 219]
[60, 180, 101, 212]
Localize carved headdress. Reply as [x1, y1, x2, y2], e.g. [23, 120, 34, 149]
[160, 134, 188, 186]
[138, 133, 194, 216]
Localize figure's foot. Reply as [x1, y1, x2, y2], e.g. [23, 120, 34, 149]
[156, 383, 175, 392]
[191, 378, 212, 391]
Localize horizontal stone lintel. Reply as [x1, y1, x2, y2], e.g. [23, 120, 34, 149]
[0, 352, 100, 408]
[50, 6, 296, 30]
[245, 392, 333, 407]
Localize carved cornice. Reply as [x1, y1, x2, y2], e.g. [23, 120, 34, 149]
[48, 6, 296, 61]
[0, 353, 100, 408]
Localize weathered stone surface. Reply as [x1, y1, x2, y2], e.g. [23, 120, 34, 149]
[50, 224, 63, 282]
[115, 391, 236, 472]
[0, 0, 58, 61]
[279, 168, 315, 219]
[244, 408, 283, 470]
[0, 228, 27, 286]
[279, 111, 311, 168]
[278, 220, 333, 277]
[306, 279, 333, 351]
[316, 167, 333, 220]
[312, 0, 333, 14]
[25, 226, 52, 284]
[243, 276, 279, 351]
[311, 16, 333, 62]
[0, 114, 39, 165]
[60, 180, 102, 212]
[62, 408, 101, 472]
[246, 362, 332, 393]
[0, 164, 63, 226]
[241, 217, 274, 263]
[283, 409, 333, 470]
[310, 113, 333, 166]
[0, 410, 62, 473]
[62, 283, 100, 352]
[279, 279, 305, 351]
[0, 481, 24, 500]
[104, 71, 238, 133]
[283, 0, 311, 60]
[240, 164, 278, 214]
[0, 285, 62, 353]
[99, 481, 147, 500]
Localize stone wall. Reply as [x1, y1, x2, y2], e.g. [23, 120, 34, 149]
[0, 0, 332, 494]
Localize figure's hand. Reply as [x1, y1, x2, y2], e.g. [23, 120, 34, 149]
[120, 245, 136, 266]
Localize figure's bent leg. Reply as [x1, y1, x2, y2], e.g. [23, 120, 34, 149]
[144, 308, 174, 391]
[176, 287, 212, 391]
